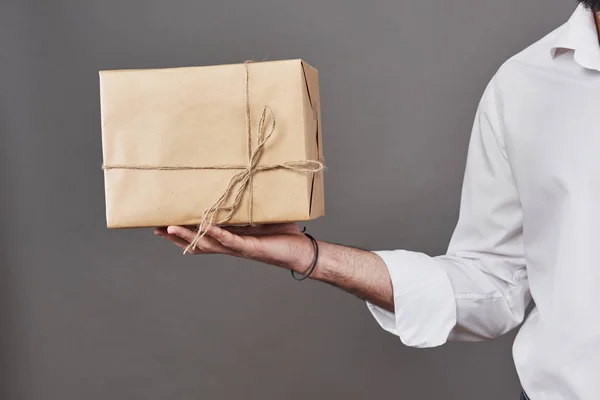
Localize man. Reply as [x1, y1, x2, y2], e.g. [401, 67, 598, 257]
[155, 2, 600, 399]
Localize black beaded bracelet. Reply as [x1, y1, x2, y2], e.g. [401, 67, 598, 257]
[291, 228, 319, 281]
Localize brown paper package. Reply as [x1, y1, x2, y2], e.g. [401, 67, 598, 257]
[99, 59, 324, 228]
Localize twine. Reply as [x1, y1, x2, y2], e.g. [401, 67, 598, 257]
[103, 62, 324, 253]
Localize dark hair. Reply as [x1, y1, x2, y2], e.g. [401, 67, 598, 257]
[577, 0, 600, 12]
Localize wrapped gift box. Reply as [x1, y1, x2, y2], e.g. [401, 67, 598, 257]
[100, 59, 324, 228]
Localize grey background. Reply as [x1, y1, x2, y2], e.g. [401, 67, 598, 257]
[0, 0, 575, 399]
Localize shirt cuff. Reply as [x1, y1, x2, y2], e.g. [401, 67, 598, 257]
[366, 250, 457, 348]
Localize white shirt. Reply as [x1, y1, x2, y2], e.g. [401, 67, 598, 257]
[368, 5, 600, 399]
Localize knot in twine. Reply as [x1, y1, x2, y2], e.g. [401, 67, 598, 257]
[102, 61, 324, 254]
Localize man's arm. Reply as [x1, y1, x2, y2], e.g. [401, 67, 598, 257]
[156, 223, 395, 312]
[157, 72, 532, 348]
[315, 242, 394, 311]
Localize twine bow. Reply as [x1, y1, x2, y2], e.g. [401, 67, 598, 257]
[102, 62, 324, 254]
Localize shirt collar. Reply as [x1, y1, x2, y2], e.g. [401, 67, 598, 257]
[550, 5, 600, 71]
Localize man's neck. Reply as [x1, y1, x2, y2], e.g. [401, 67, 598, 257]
[595, 11, 600, 41]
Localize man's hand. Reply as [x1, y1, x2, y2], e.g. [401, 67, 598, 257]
[154, 224, 315, 274]
[154, 223, 395, 312]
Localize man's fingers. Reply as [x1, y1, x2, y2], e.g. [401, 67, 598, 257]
[154, 227, 169, 236]
[167, 226, 233, 254]
[155, 229, 204, 254]
[162, 223, 300, 237]
[205, 225, 250, 253]
[223, 223, 300, 236]
[166, 226, 197, 242]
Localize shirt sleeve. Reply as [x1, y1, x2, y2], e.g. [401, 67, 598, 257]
[367, 76, 531, 348]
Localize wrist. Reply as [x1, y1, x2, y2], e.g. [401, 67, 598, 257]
[287, 236, 334, 281]
[285, 234, 317, 274]
[251, 233, 314, 272]
[308, 241, 337, 281]
[268, 232, 334, 281]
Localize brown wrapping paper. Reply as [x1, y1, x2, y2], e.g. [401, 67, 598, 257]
[100, 59, 324, 228]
